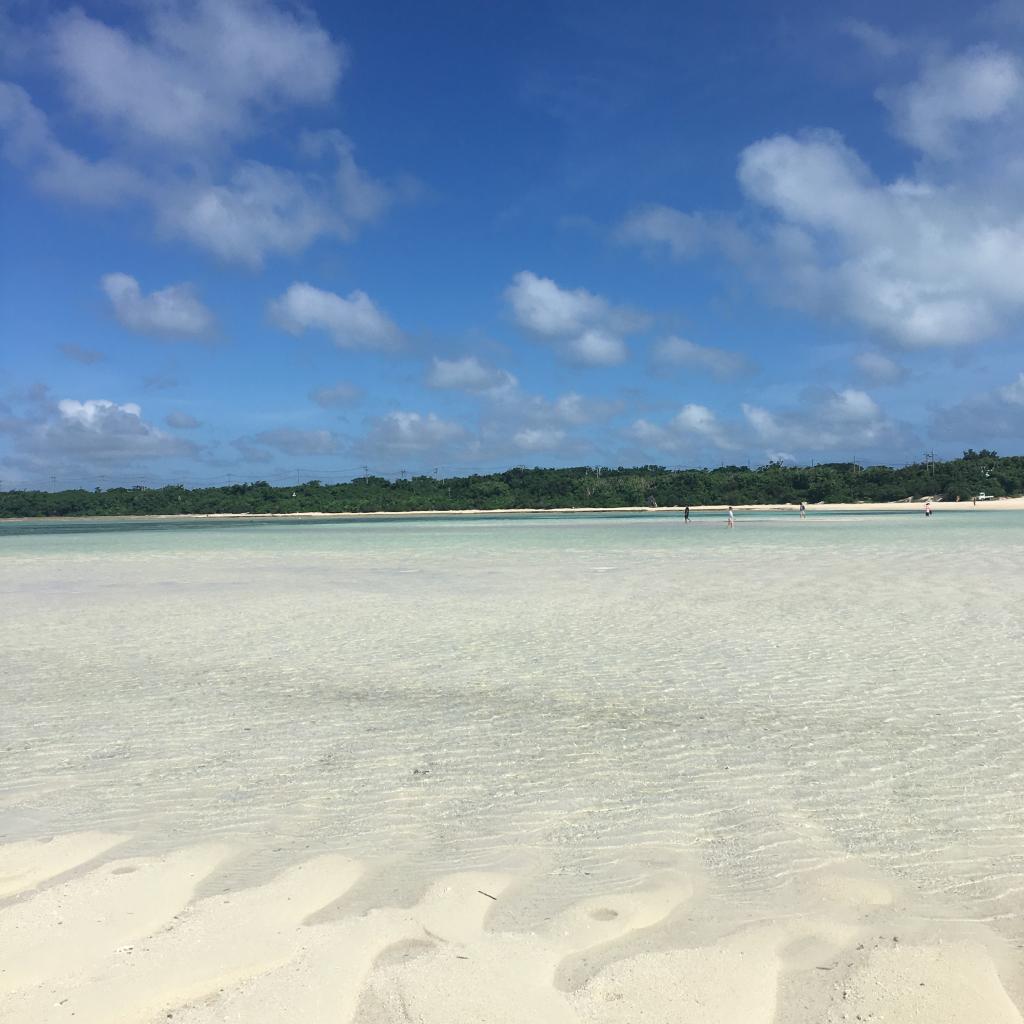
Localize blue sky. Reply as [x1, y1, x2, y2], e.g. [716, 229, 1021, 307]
[3, 0, 1024, 488]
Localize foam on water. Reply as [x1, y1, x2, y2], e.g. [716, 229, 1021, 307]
[2, 512, 1023, 933]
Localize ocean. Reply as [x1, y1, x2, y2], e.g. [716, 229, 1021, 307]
[3, 510, 1024, 937]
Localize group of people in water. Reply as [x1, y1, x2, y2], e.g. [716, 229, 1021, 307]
[680, 498, 936, 526]
[681, 501, 806, 527]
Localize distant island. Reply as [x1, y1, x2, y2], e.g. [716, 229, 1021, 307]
[1, 450, 1021, 518]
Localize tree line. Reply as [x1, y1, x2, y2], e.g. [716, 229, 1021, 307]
[1, 450, 1020, 518]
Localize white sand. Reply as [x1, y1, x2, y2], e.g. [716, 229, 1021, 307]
[3, 513, 1024, 1021]
[2, 837, 1021, 1023]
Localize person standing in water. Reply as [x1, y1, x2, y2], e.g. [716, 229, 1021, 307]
[727, 505, 735, 528]
[799, 501, 806, 519]
[924, 499, 932, 517]
[683, 504, 690, 523]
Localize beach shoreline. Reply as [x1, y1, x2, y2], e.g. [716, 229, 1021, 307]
[3, 494, 1024, 524]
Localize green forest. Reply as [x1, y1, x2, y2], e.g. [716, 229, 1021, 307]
[1, 450, 1020, 518]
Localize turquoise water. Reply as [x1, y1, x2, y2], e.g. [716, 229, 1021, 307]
[3, 511, 1024, 934]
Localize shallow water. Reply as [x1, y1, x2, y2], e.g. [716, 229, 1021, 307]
[2, 512, 1024, 932]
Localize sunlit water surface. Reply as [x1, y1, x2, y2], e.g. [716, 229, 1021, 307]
[3, 511, 1023, 931]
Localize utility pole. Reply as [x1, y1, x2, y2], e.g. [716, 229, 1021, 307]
[361, 464, 369, 480]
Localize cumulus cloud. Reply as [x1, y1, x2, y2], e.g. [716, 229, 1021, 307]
[102, 273, 214, 337]
[512, 427, 566, 451]
[0, 6, 398, 264]
[652, 336, 750, 378]
[158, 139, 393, 266]
[485, 388, 623, 445]
[269, 283, 402, 350]
[565, 328, 627, 367]
[615, 204, 705, 258]
[355, 412, 465, 456]
[25, 399, 197, 463]
[49, 1, 343, 150]
[426, 356, 517, 395]
[0, 82, 148, 205]
[742, 387, 908, 452]
[853, 350, 909, 385]
[878, 47, 1023, 157]
[627, 404, 738, 454]
[616, 40, 1024, 350]
[628, 388, 911, 460]
[674, 404, 739, 449]
[732, 127, 1024, 346]
[309, 382, 361, 408]
[165, 411, 201, 429]
[547, 392, 617, 426]
[504, 271, 645, 366]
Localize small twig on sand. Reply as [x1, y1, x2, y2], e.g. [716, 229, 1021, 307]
[477, 890, 497, 900]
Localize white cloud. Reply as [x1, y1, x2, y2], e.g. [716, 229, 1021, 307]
[49, 2, 343, 150]
[614, 40, 1024, 350]
[879, 47, 1023, 157]
[626, 404, 738, 454]
[615, 204, 704, 258]
[673, 404, 738, 450]
[504, 271, 643, 366]
[427, 356, 518, 395]
[489, 388, 622, 432]
[0, 82, 148, 205]
[512, 427, 566, 451]
[564, 328, 627, 366]
[505, 270, 609, 335]
[102, 273, 214, 337]
[549, 392, 616, 425]
[310, 382, 361, 408]
[269, 283, 402, 350]
[0, 7, 398, 264]
[853, 350, 908, 385]
[626, 419, 675, 447]
[653, 336, 750, 377]
[159, 139, 393, 267]
[356, 412, 465, 456]
[28, 399, 197, 462]
[742, 388, 905, 452]
[733, 127, 1024, 346]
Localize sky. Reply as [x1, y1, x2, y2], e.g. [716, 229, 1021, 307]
[3, 0, 1024, 489]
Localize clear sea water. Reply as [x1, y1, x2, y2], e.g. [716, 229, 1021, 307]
[3, 510, 1024, 932]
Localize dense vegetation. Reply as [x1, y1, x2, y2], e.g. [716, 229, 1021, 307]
[1, 451, 1020, 518]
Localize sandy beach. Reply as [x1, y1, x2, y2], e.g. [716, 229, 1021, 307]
[4, 832, 1023, 1024]
[3, 511, 1024, 1022]
[4, 493, 1023, 525]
